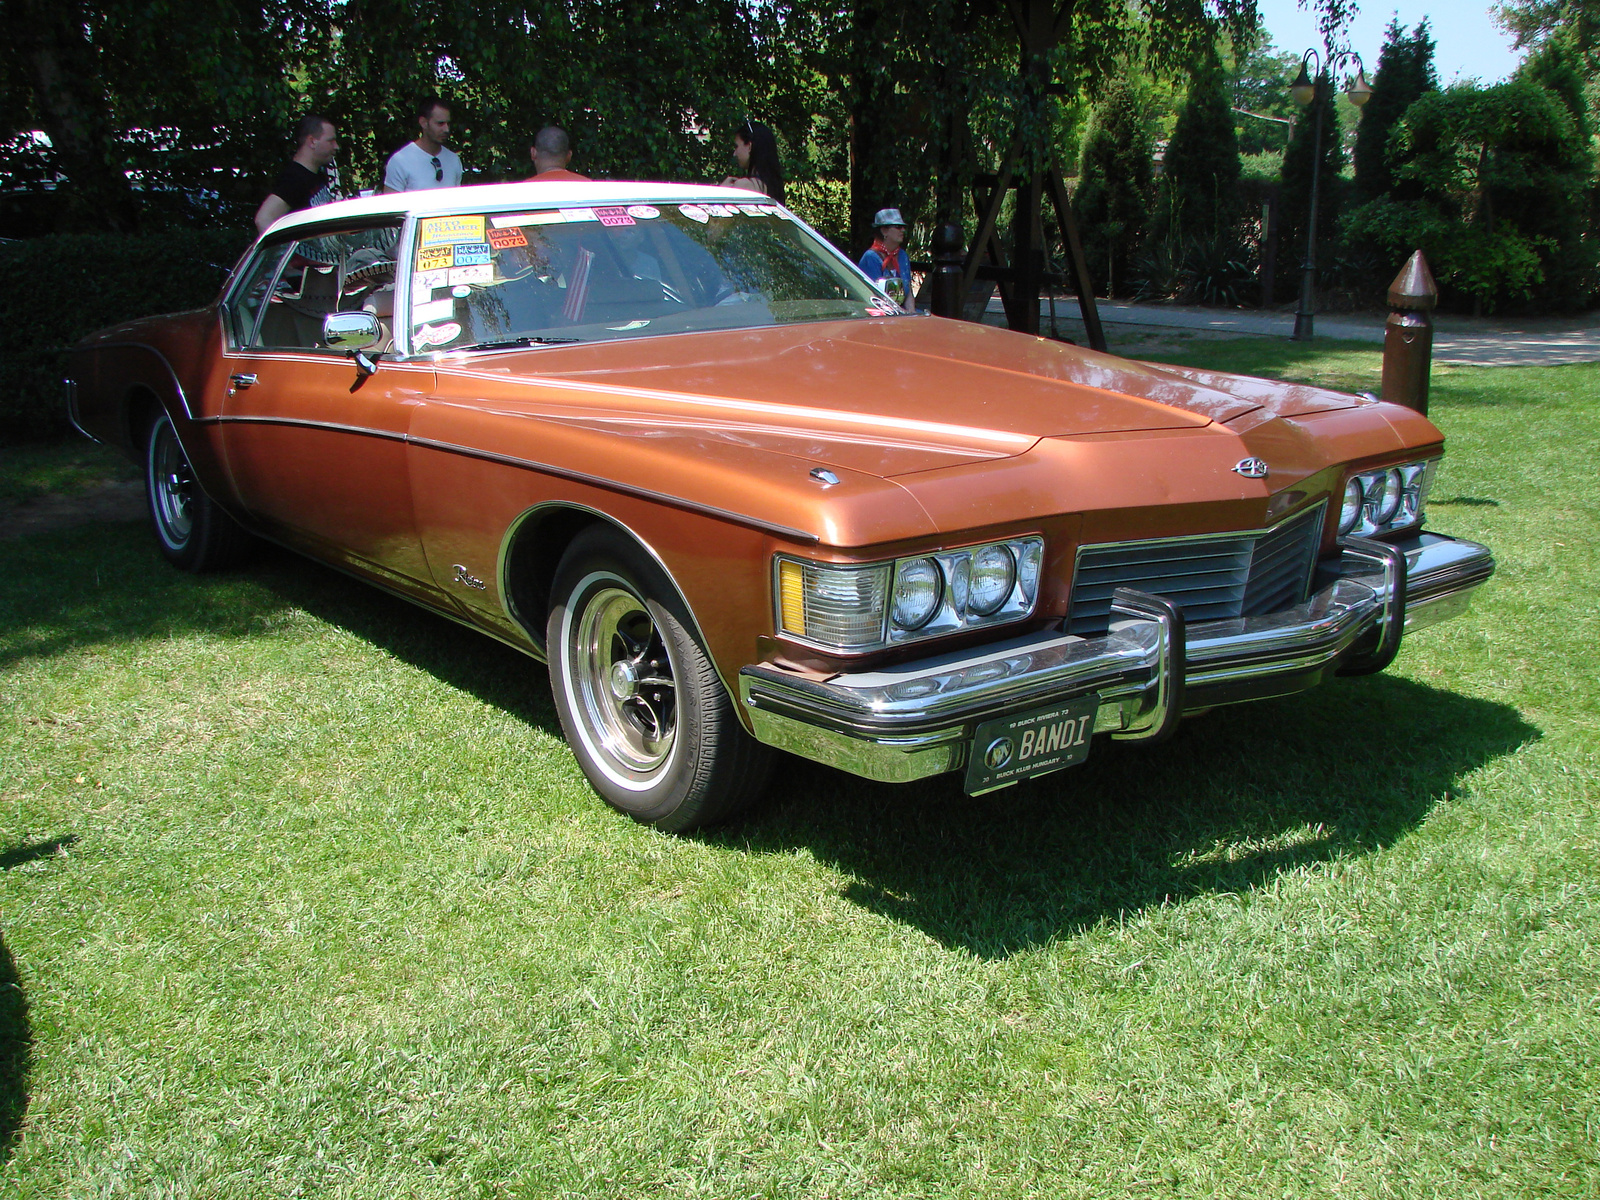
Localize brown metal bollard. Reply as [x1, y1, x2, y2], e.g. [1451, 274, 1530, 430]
[1382, 250, 1438, 415]
[929, 223, 965, 319]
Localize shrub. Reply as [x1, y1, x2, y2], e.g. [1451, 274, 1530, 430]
[0, 229, 251, 442]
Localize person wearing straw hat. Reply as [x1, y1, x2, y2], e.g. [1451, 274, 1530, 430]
[858, 208, 912, 307]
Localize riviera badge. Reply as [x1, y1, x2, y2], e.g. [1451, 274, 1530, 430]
[1232, 457, 1270, 479]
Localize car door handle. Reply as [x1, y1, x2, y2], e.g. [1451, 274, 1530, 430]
[229, 373, 257, 389]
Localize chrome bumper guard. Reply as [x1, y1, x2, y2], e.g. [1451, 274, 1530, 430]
[738, 531, 1494, 785]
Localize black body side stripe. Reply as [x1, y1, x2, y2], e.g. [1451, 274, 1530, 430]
[204, 414, 821, 544]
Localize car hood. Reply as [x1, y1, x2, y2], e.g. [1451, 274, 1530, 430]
[439, 318, 1364, 479]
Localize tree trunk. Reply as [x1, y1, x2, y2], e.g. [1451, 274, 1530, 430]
[10, 0, 139, 232]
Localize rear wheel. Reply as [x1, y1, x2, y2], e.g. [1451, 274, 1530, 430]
[145, 411, 253, 571]
[547, 526, 772, 831]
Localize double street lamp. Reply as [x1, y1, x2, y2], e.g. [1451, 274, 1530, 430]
[1289, 49, 1371, 340]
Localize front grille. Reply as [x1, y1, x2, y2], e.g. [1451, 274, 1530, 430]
[1067, 503, 1325, 635]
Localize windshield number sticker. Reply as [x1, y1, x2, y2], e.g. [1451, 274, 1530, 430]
[452, 242, 492, 266]
[595, 207, 636, 227]
[487, 227, 528, 249]
[418, 246, 452, 271]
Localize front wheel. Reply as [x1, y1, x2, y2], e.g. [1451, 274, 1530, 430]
[145, 411, 253, 572]
[547, 526, 772, 831]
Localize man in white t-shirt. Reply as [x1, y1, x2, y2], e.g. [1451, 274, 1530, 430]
[383, 95, 463, 192]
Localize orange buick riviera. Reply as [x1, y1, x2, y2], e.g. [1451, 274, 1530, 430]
[66, 182, 1494, 830]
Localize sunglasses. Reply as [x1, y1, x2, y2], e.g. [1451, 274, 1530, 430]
[431, 155, 442, 182]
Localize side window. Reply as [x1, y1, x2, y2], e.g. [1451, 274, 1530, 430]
[246, 224, 401, 352]
[225, 241, 294, 348]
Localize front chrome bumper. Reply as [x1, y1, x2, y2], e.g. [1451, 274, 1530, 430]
[738, 531, 1494, 787]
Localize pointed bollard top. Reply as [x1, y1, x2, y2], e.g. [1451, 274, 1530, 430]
[1388, 250, 1437, 312]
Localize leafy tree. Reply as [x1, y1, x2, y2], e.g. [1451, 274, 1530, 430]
[1159, 59, 1243, 244]
[1073, 74, 1154, 296]
[1228, 32, 1301, 157]
[1492, 0, 1600, 55]
[1352, 18, 1438, 203]
[1346, 79, 1594, 311]
[1276, 68, 1344, 299]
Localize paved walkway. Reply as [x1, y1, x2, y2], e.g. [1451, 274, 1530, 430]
[994, 298, 1600, 367]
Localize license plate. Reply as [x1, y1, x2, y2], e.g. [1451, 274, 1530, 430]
[964, 695, 1098, 794]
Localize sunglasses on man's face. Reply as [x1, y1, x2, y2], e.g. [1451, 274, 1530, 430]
[431, 156, 442, 182]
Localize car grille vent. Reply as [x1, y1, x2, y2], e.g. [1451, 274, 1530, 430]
[1067, 503, 1324, 636]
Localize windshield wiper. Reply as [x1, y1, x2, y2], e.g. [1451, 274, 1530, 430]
[461, 336, 582, 351]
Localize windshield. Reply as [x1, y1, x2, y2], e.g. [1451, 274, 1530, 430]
[406, 202, 901, 352]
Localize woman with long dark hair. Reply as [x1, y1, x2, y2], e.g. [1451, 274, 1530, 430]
[721, 118, 785, 204]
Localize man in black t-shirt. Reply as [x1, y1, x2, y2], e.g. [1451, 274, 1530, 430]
[254, 114, 341, 236]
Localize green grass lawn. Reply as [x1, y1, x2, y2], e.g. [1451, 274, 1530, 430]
[2, 344, 1597, 1197]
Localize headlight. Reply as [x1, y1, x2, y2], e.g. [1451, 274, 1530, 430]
[776, 535, 1045, 653]
[891, 558, 942, 630]
[969, 544, 1015, 616]
[1339, 477, 1365, 535]
[1368, 467, 1403, 525]
[1339, 458, 1436, 538]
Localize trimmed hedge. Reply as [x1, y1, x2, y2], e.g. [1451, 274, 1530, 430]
[0, 229, 253, 442]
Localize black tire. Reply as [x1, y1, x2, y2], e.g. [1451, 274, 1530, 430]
[145, 410, 254, 572]
[546, 525, 773, 832]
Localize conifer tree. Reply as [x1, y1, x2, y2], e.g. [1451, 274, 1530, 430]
[1277, 68, 1345, 299]
[1160, 59, 1243, 244]
[1353, 19, 1439, 203]
[1074, 75, 1155, 297]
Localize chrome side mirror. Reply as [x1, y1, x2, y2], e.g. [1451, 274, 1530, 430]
[322, 311, 380, 351]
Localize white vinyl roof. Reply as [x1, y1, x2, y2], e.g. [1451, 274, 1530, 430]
[267, 179, 771, 237]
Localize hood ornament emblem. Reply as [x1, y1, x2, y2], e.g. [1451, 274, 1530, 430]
[1232, 457, 1270, 479]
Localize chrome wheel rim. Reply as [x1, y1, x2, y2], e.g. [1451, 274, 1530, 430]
[570, 584, 677, 778]
[150, 420, 194, 549]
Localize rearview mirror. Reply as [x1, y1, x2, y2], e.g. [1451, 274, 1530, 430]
[322, 311, 380, 351]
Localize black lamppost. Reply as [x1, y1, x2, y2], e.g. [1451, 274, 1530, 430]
[1289, 48, 1371, 341]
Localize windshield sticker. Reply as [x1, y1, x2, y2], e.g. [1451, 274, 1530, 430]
[488, 227, 528, 249]
[412, 297, 454, 325]
[448, 264, 493, 286]
[451, 285, 471, 298]
[606, 320, 652, 331]
[418, 245, 453, 271]
[677, 204, 709, 223]
[453, 242, 492, 266]
[414, 321, 461, 347]
[737, 204, 767, 217]
[559, 208, 598, 223]
[703, 204, 737, 218]
[412, 268, 448, 291]
[626, 205, 661, 220]
[868, 295, 900, 316]
[757, 204, 789, 219]
[594, 207, 635, 227]
[419, 215, 486, 246]
[490, 212, 561, 228]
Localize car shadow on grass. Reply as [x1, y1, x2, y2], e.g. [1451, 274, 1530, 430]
[710, 673, 1537, 958]
[0, 928, 25, 1164]
[5, 524, 1535, 963]
[0, 840, 81, 1163]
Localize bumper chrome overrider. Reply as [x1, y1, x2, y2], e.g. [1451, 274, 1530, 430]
[738, 531, 1494, 786]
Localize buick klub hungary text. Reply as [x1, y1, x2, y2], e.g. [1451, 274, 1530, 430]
[66, 182, 1494, 830]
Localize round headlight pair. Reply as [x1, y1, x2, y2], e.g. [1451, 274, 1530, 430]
[891, 544, 1019, 630]
[1339, 468, 1406, 535]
